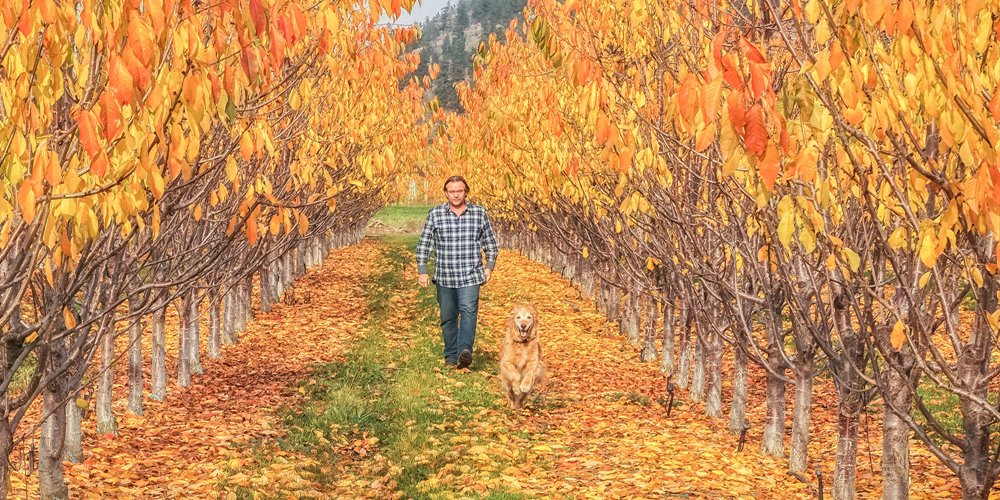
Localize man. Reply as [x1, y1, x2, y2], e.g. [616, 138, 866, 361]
[415, 175, 499, 369]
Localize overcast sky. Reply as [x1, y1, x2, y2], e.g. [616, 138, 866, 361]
[382, 0, 452, 25]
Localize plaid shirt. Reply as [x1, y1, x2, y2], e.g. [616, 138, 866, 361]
[416, 202, 499, 288]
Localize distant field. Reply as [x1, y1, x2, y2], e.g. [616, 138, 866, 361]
[368, 205, 434, 235]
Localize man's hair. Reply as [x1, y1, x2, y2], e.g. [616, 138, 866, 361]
[443, 175, 470, 193]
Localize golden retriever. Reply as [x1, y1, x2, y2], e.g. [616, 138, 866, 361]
[499, 304, 546, 409]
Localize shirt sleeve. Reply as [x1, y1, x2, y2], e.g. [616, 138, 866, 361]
[415, 209, 435, 275]
[480, 210, 499, 270]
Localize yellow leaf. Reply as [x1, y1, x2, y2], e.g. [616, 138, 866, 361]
[971, 267, 984, 288]
[844, 248, 860, 273]
[777, 211, 794, 249]
[918, 271, 931, 288]
[24, 331, 39, 343]
[919, 233, 938, 268]
[887, 227, 907, 250]
[890, 320, 905, 350]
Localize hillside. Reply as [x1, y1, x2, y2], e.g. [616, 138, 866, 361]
[412, 0, 527, 111]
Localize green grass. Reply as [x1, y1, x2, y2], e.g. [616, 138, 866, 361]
[913, 381, 964, 443]
[370, 205, 435, 235]
[9, 353, 37, 392]
[273, 237, 525, 498]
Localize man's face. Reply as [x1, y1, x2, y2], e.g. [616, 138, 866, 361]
[445, 181, 467, 207]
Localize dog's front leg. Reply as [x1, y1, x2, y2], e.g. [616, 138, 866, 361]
[500, 360, 522, 393]
[519, 358, 538, 394]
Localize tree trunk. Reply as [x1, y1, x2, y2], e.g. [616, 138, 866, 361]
[705, 328, 724, 418]
[296, 244, 307, 275]
[690, 332, 706, 403]
[834, 411, 859, 500]
[761, 369, 786, 457]
[222, 286, 236, 346]
[622, 293, 641, 347]
[882, 370, 912, 499]
[0, 420, 13, 498]
[177, 292, 191, 387]
[64, 390, 83, 463]
[260, 265, 273, 313]
[660, 300, 675, 376]
[208, 288, 221, 358]
[832, 283, 864, 500]
[283, 252, 294, 292]
[39, 383, 69, 500]
[639, 298, 658, 362]
[189, 291, 203, 375]
[789, 363, 813, 474]
[127, 307, 143, 416]
[956, 273, 998, 500]
[729, 343, 748, 433]
[151, 306, 167, 401]
[96, 324, 118, 436]
[676, 307, 691, 389]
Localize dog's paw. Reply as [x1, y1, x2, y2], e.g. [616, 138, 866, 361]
[519, 382, 532, 394]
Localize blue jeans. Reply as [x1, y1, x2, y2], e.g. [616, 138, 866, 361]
[436, 284, 480, 363]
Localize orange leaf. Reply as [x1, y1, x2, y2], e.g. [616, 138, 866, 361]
[727, 90, 746, 135]
[989, 87, 1000, 122]
[91, 150, 108, 178]
[695, 122, 717, 152]
[739, 37, 766, 64]
[759, 143, 779, 190]
[76, 109, 101, 158]
[240, 131, 254, 161]
[862, 0, 886, 25]
[17, 182, 35, 223]
[574, 57, 589, 86]
[829, 43, 845, 72]
[677, 74, 698, 123]
[722, 55, 742, 89]
[744, 104, 767, 157]
[890, 320, 905, 350]
[99, 91, 122, 141]
[896, 0, 914, 35]
[750, 62, 768, 100]
[44, 151, 62, 187]
[843, 108, 864, 126]
[711, 30, 726, 71]
[618, 147, 634, 172]
[596, 115, 611, 145]
[249, 0, 267, 35]
[298, 213, 310, 236]
[246, 217, 258, 245]
[109, 56, 134, 105]
[701, 78, 723, 122]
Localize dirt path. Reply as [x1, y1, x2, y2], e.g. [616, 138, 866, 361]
[10, 238, 962, 498]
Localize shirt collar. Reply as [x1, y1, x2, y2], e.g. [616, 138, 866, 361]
[441, 201, 476, 212]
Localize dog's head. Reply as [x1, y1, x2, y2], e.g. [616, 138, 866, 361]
[508, 303, 538, 342]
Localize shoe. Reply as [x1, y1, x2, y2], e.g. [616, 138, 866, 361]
[444, 358, 458, 368]
[456, 349, 473, 369]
